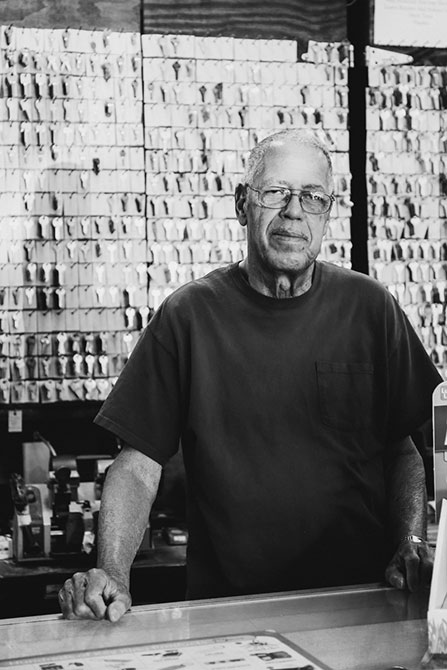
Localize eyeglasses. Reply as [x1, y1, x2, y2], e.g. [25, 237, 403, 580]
[246, 184, 335, 214]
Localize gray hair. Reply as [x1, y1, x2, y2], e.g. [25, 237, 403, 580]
[244, 129, 333, 185]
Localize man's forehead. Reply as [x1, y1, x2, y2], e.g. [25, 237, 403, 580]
[263, 139, 326, 160]
[258, 141, 331, 178]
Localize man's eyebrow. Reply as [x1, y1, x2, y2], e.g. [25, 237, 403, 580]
[263, 181, 326, 190]
[300, 183, 327, 190]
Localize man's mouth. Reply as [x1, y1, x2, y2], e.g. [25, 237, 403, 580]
[271, 230, 309, 242]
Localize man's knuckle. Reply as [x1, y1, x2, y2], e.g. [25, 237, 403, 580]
[406, 553, 420, 565]
[88, 567, 106, 583]
[72, 602, 89, 617]
[84, 592, 101, 609]
[84, 590, 93, 604]
[89, 567, 104, 580]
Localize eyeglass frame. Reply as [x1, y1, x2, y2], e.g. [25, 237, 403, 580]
[245, 184, 335, 214]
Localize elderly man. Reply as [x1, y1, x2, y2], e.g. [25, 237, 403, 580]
[59, 129, 441, 621]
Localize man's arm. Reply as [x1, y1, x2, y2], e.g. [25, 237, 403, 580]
[384, 435, 433, 591]
[59, 445, 162, 620]
[97, 444, 161, 584]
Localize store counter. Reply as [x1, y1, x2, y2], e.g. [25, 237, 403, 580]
[0, 583, 432, 669]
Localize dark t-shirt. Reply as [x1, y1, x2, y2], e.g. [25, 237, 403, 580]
[95, 261, 441, 598]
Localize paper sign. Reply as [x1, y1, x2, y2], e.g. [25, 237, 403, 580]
[374, 0, 447, 48]
[8, 409, 22, 433]
[2, 632, 334, 670]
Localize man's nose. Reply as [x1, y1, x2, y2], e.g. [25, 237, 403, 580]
[282, 192, 303, 218]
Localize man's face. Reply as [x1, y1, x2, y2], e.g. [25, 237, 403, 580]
[237, 142, 333, 275]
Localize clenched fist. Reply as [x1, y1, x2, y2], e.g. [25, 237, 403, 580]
[385, 537, 433, 592]
[59, 568, 131, 622]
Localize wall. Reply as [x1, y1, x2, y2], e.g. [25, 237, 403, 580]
[0, 0, 140, 32]
[142, 0, 346, 53]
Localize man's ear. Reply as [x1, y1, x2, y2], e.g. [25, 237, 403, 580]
[235, 183, 248, 226]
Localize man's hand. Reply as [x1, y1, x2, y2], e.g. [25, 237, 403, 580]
[59, 568, 131, 622]
[385, 538, 433, 592]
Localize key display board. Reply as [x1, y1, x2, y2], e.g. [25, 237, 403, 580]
[366, 62, 447, 380]
[0, 26, 352, 404]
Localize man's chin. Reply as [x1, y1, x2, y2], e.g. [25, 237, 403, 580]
[265, 251, 316, 274]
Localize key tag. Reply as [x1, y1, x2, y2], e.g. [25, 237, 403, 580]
[85, 378, 98, 401]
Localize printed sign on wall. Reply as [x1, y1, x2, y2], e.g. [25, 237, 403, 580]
[374, 0, 447, 48]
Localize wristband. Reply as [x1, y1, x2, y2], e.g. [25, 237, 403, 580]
[401, 534, 424, 544]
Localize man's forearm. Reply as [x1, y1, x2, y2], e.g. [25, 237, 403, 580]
[97, 447, 161, 587]
[384, 435, 427, 548]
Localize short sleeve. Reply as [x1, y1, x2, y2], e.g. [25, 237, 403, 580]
[386, 300, 442, 441]
[94, 326, 182, 466]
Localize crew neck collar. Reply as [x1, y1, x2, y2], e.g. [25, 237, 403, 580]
[229, 261, 322, 309]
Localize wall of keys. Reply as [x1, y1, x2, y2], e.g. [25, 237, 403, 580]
[366, 64, 447, 379]
[0, 25, 352, 404]
[0, 25, 145, 404]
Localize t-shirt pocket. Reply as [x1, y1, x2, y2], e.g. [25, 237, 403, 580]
[316, 360, 375, 432]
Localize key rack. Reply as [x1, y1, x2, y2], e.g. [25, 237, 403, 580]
[0, 26, 352, 404]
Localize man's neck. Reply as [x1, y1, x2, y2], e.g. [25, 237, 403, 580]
[239, 261, 315, 299]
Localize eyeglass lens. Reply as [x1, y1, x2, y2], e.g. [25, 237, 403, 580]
[260, 189, 331, 213]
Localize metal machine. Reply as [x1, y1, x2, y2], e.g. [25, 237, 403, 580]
[10, 441, 181, 562]
[10, 449, 108, 562]
[10, 474, 51, 561]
